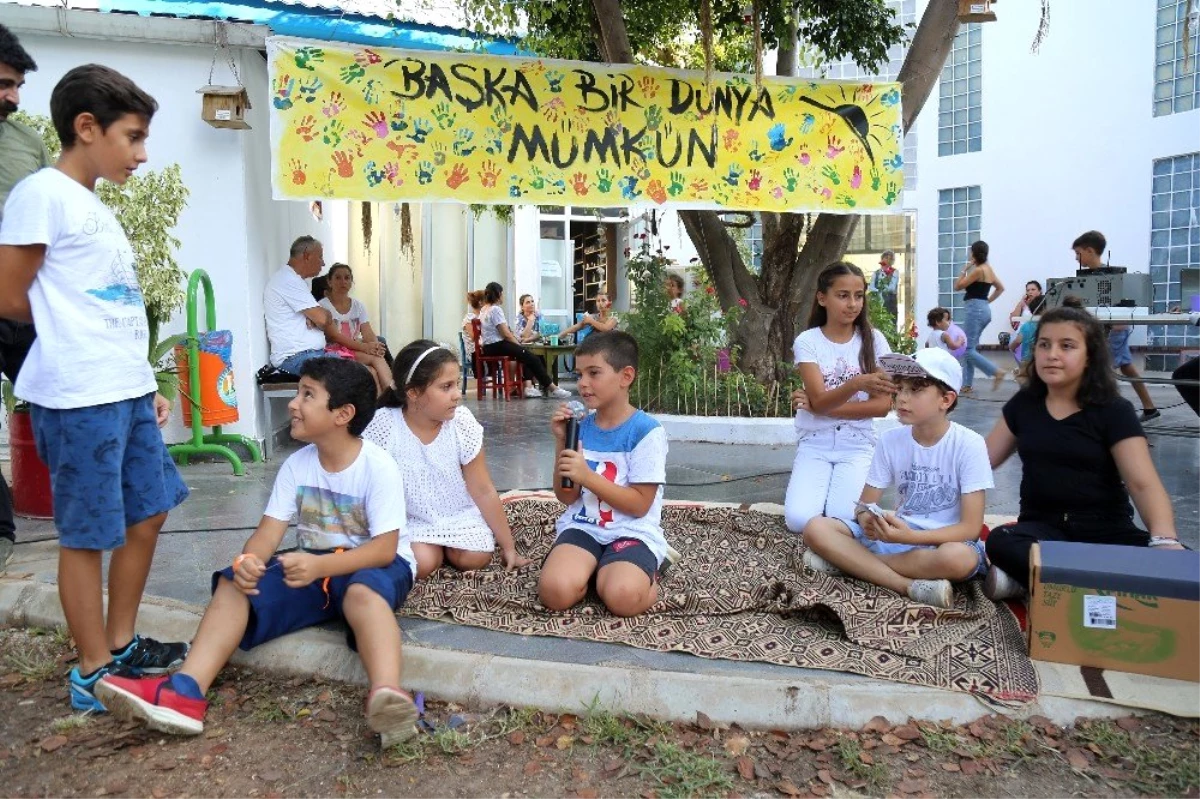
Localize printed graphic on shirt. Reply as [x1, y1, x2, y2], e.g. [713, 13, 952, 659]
[296, 485, 369, 546]
[83, 212, 144, 308]
[573, 458, 619, 528]
[819, 355, 861, 391]
[897, 463, 959, 517]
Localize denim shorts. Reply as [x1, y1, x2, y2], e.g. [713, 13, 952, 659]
[277, 349, 330, 376]
[1108, 328, 1133, 367]
[552, 528, 659, 580]
[31, 393, 189, 550]
[844, 518, 988, 579]
[212, 553, 413, 651]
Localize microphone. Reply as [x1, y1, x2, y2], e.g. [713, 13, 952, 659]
[562, 400, 588, 489]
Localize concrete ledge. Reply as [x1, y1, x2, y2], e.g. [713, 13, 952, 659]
[0, 576, 1131, 730]
[654, 413, 901, 446]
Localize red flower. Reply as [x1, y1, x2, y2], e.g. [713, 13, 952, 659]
[737, 297, 748, 307]
[706, 286, 715, 295]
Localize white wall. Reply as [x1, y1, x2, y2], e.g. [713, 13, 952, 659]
[15, 31, 337, 446]
[911, 1, 1199, 345]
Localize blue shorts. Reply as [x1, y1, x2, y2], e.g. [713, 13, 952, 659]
[844, 519, 988, 579]
[551, 528, 659, 581]
[31, 393, 189, 550]
[1108, 328, 1133, 367]
[277, 349, 330, 376]
[212, 553, 413, 651]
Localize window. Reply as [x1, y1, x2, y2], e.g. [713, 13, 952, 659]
[937, 186, 982, 318]
[1155, 0, 1200, 116]
[937, 24, 982, 156]
[1147, 153, 1199, 366]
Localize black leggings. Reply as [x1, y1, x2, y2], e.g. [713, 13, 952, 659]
[985, 515, 1149, 588]
[482, 340, 553, 390]
[1173, 357, 1199, 416]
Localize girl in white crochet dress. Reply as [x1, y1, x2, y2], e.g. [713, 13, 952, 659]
[361, 340, 530, 579]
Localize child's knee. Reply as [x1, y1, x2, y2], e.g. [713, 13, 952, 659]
[938, 543, 980, 581]
[446, 549, 492, 572]
[802, 517, 839, 550]
[598, 578, 654, 617]
[538, 571, 586, 611]
[343, 581, 386, 612]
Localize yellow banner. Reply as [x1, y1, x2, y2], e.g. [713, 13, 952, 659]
[268, 38, 904, 212]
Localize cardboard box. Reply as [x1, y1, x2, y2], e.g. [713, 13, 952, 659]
[1028, 541, 1200, 682]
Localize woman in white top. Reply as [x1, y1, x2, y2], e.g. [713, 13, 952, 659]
[318, 263, 393, 395]
[361, 339, 530, 579]
[479, 282, 571, 399]
[784, 262, 897, 534]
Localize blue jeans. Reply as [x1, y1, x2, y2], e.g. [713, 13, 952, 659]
[962, 299, 997, 388]
[277, 349, 329, 376]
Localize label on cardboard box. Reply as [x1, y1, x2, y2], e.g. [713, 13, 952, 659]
[1083, 595, 1117, 629]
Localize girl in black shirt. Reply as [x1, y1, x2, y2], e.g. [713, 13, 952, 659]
[983, 307, 1183, 599]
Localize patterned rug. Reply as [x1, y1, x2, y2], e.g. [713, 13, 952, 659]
[401, 496, 1039, 705]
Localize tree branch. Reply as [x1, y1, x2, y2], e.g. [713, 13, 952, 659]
[896, 0, 961, 133]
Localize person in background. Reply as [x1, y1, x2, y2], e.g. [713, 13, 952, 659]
[318, 263, 392, 395]
[264, 236, 332, 376]
[665, 274, 685, 311]
[478, 282, 571, 399]
[564, 290, 619, 339]
[1009, 281, 1044, 332]
[870, 250, 899, 322]
[514, 294, 543, 344]
[953, 240, 1006, 394]
[924, 307, 967, 360]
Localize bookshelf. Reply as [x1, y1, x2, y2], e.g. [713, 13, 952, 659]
[571, 222, 615, 318]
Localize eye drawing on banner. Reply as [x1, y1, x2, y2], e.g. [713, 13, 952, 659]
[266, 38, 903, 213]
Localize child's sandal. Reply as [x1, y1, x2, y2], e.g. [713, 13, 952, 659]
[366, 686, 419, 748]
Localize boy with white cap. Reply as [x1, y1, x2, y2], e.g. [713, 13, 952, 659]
[800, 348, 994, 609]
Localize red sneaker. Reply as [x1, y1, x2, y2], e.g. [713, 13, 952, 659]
[95, 674, 207, 736]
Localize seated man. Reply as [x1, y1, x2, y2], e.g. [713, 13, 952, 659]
[265, 235, 331, 375]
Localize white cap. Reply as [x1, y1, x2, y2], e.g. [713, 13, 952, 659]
[879, 349, 963, 393]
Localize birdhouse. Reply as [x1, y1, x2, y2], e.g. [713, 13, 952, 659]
[957, 0, 997, 23]
[197, 85, 252, 130]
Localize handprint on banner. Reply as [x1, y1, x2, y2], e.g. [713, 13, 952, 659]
[508, 175, 523, 197]
[723, 163, 744, 187]
[880, 88, 900, 107]
[723, 129, 740, 152]
[748, 142, 765, 163]
[604, 110, 622, 134]
[782, 168, 799, 192]
[478, 160, 501, 188]
[295, 114, 317, 142]
[332, 150, 354, 179]
[571, 172, 589, 196]
[644, 105, 663, 131]
[667, 171, 685, 197]
[294, 46, 324, 71]
[884, 182, 898, 205]
[298, 76, 323, 103]
[484, 127, 503, 155]
[453, 128, 476, 157]
[800, 113, 815, 134]
[385, 139, 419, 163]
[767, 123, 793, 152]
[850, 165, 862, 189]
[323, 91, 345, 118]
[363, 110, 388, 138]
[321, 119, 345, 147]
[647, 180, 667, 204]
[638, 76, 657, 99]
[354, 48, 382, 66]
[545, 70, 565, 93]
[340, 63, 366, 84]
[884, 153, 904, 172]
[364, 161, 386, 187]
[796, 145, 811, 166]
[528, 166, 547, 191]
[547, 174, 566, 195]
[815, 185, 833, 200]
[542, 97, 565, 123]
[837, 194, 857, 208]
[407, 118, 432, 144]
[798, 95, 882, 165]
[689, 178, 709, 195]
[770, 185, 784, 200]
[434, 102, 456, 130]
[415, 160, 435, 185]
[389, 103, 408, 132]
[272, 74, 295, 110]
[747, 170, 763, 191]
[617, 176, 641, 200]
[362, 79, 382, 104]
[825, 135, 844, 159]
[490, 106, 513, 134]
[820, 164, 840, 186]
[596, 169, 614, 193]
[346, 129, 371, 156]
[446, 163, 470, 190]
[431, 142, 447, 166]
[855, 84, 874, 102]
[383, 161, 403, 187]
[289, 159, 306, 186]
[870, 167, 881, 191]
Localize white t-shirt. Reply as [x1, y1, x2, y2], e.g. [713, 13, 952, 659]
[556, 409, 669, 564]
[264, 440, 416, 575]
[0, 169, 156, 408]
[479, 305, 506, 346]
[361, 405, 495, 552]
[265, 266, 325, 366]
[865, 422, 993, 533]
[319, 297, 369, 342]
[792, 327, 891, 436]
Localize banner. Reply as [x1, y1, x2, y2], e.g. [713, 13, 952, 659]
[268, 38, 904, 212]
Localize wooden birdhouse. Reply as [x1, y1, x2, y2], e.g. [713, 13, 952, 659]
[198, 85, 252, 130]
[957, 0, 997, 23]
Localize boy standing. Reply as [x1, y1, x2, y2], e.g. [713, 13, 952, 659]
[540, 331, 667, 617]
[0, 65, 190, 709]
[802, 349, 993, 610]
[98, 358, 421, 746]
[1073, 230, 1159, 421]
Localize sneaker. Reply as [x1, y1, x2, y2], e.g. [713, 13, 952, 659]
[664, 545, 682, 566]
[1141, 408, 1161, 423]
[547, 386, 572, 399]
[0, 537, 12, 573]
[907, 579, 954, 609]
[111, 634, 189, 675]
[69, 663, 119, 712]
[95, 674, 207, 736]
[802, 549, 843, 575]
[983, 566, 1026, 601]
[366, 686, 419, 748]
[524, 386, 544, 398]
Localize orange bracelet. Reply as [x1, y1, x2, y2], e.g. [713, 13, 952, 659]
[233, 553, 252, 573]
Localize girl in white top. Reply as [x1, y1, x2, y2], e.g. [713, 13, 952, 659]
[318, 263, 393, 395]
[361, 339, 530, 579]
[784, 262, 897, 534]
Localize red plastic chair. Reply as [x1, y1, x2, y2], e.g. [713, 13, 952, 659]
[471, 318, 524, 400]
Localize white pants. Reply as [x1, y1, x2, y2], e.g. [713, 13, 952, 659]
[783, 426, 876, 534]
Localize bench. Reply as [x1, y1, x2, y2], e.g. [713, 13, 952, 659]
[258, 382, 298, 459]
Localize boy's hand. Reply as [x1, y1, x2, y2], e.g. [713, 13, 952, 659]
[874, 513, 914, 544]
[556, 446, 591, 486]
[153, 393, 172, 428]
[277, 552, 324, 588]
[232, 554, 267, 595]
[550, 402, 574, 440]
[500, 547, 531, 571]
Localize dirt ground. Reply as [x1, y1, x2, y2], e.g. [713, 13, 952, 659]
[1, 627, 1197, 799]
